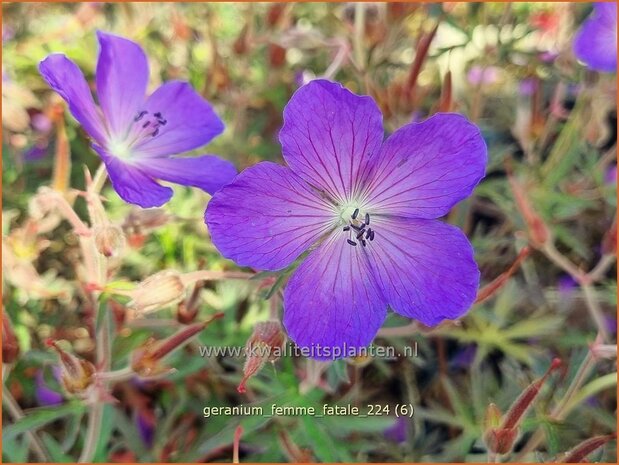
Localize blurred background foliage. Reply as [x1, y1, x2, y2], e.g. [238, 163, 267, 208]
[2, 2, 617, 463]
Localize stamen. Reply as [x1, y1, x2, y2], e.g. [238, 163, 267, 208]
[142, 121, 151, 129]
[343, 226, 350, 232]
[369, 230, 375, 241]
[351, 224, 362, 232]
[134, 110, 148, 122]
[361, 239, 367, 247]
[356, 230, 366, 240]
[365, 213, 370, 225]
[365, 228, 372, 239]
[346, 239, 357, 247]
[352, 208, 359, 220]
[151, 128, 160, 137]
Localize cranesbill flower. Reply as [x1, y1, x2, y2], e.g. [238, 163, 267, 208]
[206, 80, 487, 358]
[39, 31, 236, 208]
[573, 3, 617, 73]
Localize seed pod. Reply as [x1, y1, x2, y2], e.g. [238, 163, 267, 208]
[94, 224, 125, 257]
[238, 321, 286, 393]
[508, 173, 550, 247]
[128, 270, 186, 315]
[484, 359, 561, 455]
[131, 314, 223, 378]
[563, 433, 617, 463]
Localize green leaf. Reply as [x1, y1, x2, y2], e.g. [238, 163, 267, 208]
[3, 402, 87, 442]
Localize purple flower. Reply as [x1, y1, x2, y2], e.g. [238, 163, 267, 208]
[467, 65, 500, 86]
[39, 31, 236, 208]
[35, 369, 63, 406]
[206, 80, 487, 359]
[573, 3, 617, 73]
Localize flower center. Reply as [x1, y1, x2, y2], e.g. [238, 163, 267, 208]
[341, 207, 375, 248]
[108, 109, 168, 159]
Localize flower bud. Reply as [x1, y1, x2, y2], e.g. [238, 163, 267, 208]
[47, 339, 95, 396]
[94, 224, 125, 257]
[238, 321, 286, 393]
[131, 314, 223, 377]
[483, 403, 502, 431]
[2, 313, 20, 364]
[128, 270, 186, 315]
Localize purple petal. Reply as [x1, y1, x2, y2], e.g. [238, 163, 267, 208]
[365, 217, 479, 325]
[364, 113, 487, 219]
[133, 154, 236, 194]
[133, 81, 224, 157]
[206, 162, 334, 271]
[283, 233, 387, 360]
[94, 145, 172, 208]
[35, 371, 63, 407]
[135, 412, 155, 447]
[384, 417, 409, 444]
[279, 79, 384, 202]
[38, 54, 107, 142]
[96, 31, 149, 137]
[573, 3, 617, 73]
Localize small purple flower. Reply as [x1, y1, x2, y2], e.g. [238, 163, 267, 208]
[573, 3, 617, 73]
[39, 31, 236, 208]
[467, 65, 500, 86]
[206, 80, 487, 359]
[35, 369, 63, 406]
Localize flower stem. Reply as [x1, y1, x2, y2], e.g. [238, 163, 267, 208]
[581, 284, 610, 343]
[91, 163, 108, 195]
[353, 3, 366, 71]
[2, 384, 51, 462]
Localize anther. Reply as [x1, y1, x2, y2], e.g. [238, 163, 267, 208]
[134, 110, 148, 122]
[151, 128, 160, 137]
[365, 228, 372, 239]
[369, 230, 375, 241]
[356, 230, 366, 240]
[361, 239, 367, 247]
[142, 121, 151, 129]
[365, 213, 370, 225]
[352, 208, 359, 220]
[343, 226, 350, 232]
[346, 239, 357, 247]
[154, 112, 162, 118]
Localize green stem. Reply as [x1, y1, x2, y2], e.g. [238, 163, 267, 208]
[2, 384, 51, 462]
